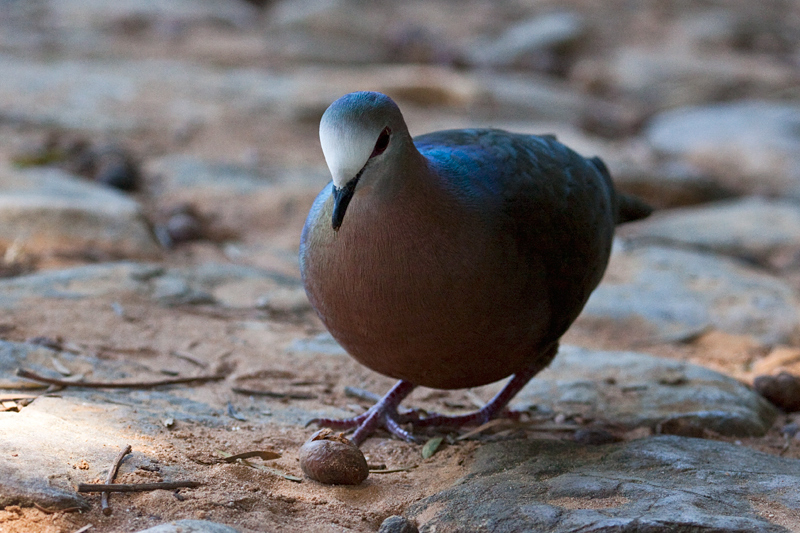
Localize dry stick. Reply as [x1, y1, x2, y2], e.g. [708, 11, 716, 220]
[32, 502, 82, 514]
[101, 444, 132, 516]
[16, 369, 225, 389]
[231, 387, 315, 400]
[78, 481, 202, 493]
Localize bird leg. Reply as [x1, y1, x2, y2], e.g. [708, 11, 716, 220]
[308, 380, 420, 445]
[311, 344, 558, 445]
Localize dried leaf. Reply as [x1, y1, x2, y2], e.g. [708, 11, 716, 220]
[216, 450, 301, 482]
[219, 450, 281, 462]
[422, 436, 444, 459]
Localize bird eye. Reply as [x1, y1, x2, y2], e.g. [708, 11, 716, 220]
[370, 127, 391, 158]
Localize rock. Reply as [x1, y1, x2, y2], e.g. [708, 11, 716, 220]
[134, 519, 241, 533]
[0, 54, 294, 133]
[621, 197, 800, 266]
[92, 143, 140, 191]
[407, 435, 800, 532]
[50, 0, 258, 30]
[611, 159, 737, 209]
[285, 332, 347, 357]
[754, 372, 800, 412]
[581, 244, 800, 345]
[0, 165, 159, 258]
[646, 101, 800, 197]
[148, 156, 279, 195]
[0, 260, 303, 310]
[266, 0, 390, 64]
[590, 48, 793, 110]
[175, 262, 302, 308]
[379, 515, 419, 533]
[0, 262, 161, 308]
[465, 12, 585, 72]
[512, 346, 777, 437]
[0, 392, 138, 510]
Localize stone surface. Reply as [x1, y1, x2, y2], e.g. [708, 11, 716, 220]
[599, 49, 793, 110]
[646, 101, 800, 197]
[513, 346, 777, 437]
[0, 262, 162, 308]
[581, 244, 800, 344]
[0, 261, 304, 309]
[0, 164, 159, 258]
[611, 159, 737, 209]
[0, 54, 295, 133]
[466, 11, 585, 69]
[135, 519, 242, 533]
[622, 197, 800, 265]
[407, 435, 800, 532]
[148, 155, 328, 195]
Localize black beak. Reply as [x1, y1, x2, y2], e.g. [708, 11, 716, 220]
[331, 176, 360, 231]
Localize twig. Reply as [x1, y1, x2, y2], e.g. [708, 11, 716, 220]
[74, 525, 93, 533]
[343, 386, 381, 402]
[32, 502, 82, 514]
[77, 481, 202, 493]
[169, 350, 208, 368]
[16, 369, 225, 389]
[369, 465, 417, 474]
[101, 444, 131, 515]
[217, 450, 281, 463]
[231, 387, 315, 400]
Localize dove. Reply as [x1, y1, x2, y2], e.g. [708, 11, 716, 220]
[300, 91, 651, 445]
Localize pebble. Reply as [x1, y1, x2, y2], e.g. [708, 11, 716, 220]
[754, 372, 800, 412]
[378, 515, 419, 533]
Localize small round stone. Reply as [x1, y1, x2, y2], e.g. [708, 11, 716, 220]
[298, 429, 369, 485]
[754, 372, 800, 412]
[378, 515, 419, 533]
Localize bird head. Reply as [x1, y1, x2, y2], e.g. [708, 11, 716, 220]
[319, 91, 409, 231]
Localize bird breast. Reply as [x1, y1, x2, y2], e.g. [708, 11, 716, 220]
[300, 181, 553, 389]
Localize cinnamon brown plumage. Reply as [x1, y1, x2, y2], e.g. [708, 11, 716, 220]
[300, 91, 650, 444]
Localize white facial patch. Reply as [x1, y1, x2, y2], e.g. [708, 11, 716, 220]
[319, 104, 387, 189]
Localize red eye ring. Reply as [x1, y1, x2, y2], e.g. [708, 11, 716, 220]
[370, 127, 391, 158]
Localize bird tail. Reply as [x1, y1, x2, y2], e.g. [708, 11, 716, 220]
[616, 192, 653, 224]
[588, 156, 653, 224]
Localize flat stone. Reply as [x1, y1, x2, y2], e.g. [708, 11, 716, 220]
[50, 0, 257, 29]
[600, 49, 793, 109]
[0, 261, 302, 309]
[611, 159, 737, 209]
[286, 333, 347, 357]
[622, 197, 800, 264]
[135, 520, 241, 533]
[407, 435, 800, 532]
[0, 165, 159, 258]
[0, 54, 295, 133]
[513, 346, 777, 437]
[581, 244, 800, 344]
[466, 11, 585, 68]
[646, 101, 800, 197]
[147, 155, 328, 195]
[0, 262, 162, 308]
